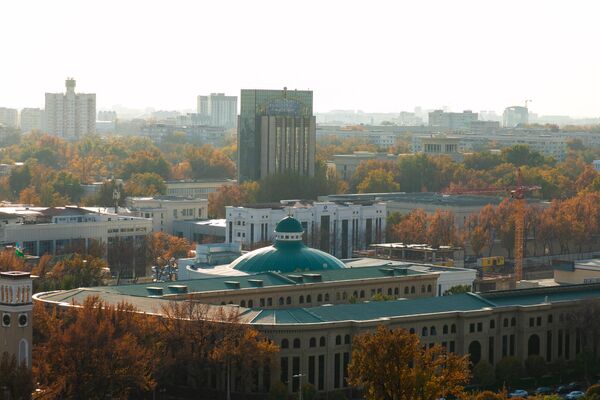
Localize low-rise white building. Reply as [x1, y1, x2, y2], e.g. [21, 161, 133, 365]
[126, 195, 208, 234]
[0, 206, 151, 258]
[225, 200, 386, 259]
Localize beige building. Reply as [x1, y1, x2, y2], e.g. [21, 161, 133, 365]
[0, 271, 32, 368]
[554, 258, 600, 284]
[165, 179, 236, 199]
[331, 151, 397, 180]
[19, 108, 44, 132]
[126, 195, 208, 234]
[0, 107, 18, 128]
[412, 134, 463, 161]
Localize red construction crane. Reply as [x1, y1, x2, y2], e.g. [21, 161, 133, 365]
[443, 168, 541, 282]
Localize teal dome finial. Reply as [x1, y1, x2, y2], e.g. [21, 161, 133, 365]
[275, 216, 303, 234]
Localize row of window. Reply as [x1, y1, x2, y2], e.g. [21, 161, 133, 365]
[280, 334, 352, 350]
[232, 284, 432, 308]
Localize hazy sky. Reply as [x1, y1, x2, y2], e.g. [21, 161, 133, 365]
[1, 0, 599, 116]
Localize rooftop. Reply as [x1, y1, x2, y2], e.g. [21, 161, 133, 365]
[35, 283, 600, 326]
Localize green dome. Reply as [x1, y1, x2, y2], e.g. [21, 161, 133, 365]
[275, 216, 303, 233]
[229, 216, 346, 274]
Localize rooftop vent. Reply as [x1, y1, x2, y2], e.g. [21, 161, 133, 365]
[287, 274, 304, 283]
[146, 286, 163, 296]
[248, 279, 264, 287]
[167, 285, 188, 294]
[224, 281, 241, 289]
[302, 273, 322, 281]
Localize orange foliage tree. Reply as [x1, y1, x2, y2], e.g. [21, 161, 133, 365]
[348, 325, 470, 400]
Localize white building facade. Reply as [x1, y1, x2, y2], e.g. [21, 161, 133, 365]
[19, 108, 44, 132]
[225, 201, 386, 259]
[0, 108, 18, 128]
[126, 196, 208, 234]
[45, 78, 96, 138]
[0, 206, 151, 258]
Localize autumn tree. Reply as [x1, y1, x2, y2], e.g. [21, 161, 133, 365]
[388, 209, 429, 244]
[357, 168, 400, 193]
[120, 149, 171, 179]
[350, 160, 397, 191]
[427, 209, 458, 247]
[208, 182, 258, 218]
[34, 297, 157, 399]
[347, 325, 470, 400]
[183, 144, 236, 179]
[124, 172, 166, 196]
[0, 352, 33, 400]
[33, 254, 108, 292]
[145, 232, 193, 269]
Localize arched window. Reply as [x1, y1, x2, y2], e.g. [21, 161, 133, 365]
[286, 296, 292, 305]
[309, 337, 317, 348]
[411, 286, 416, 294]
[451, 324, 457, 334]
[430, 326, 437, 336]
[443, 325, 448, 334]
[279, 297, 284, 306]
[421, 285, 426, 293]
[336, 335, 342, 345]
[299, 295, 305, 304]
[404, 287, 409, 295]
[293, 338, 301, 349]
[409, 328, 415, 334]
[503, 318, 509, 328]
[19, 339, 28, 367]
[353, 291, 358, 298]
[281, 339, 289, 349]
[511, 317, 516, 327]
[306, 295, 312, 303]
[221, 301, 226, 305]
[324, 293, 330, 302]
[427, 284, 432, 293]
[387, 288, 393, 296]
[468, 341, 482, 364]
[394, 287, 399, 296]
[344, 334, 351, 345]
[422, 327, 428, 336]
[342, 292, 347, 300]
[240, 300, 246, 307]
[248, 300, 253, 307]
[319, 337, 326, 347]
[317, 294, 323, 302]
[360, 290, 365, 298]
[336, 292, 341, 301]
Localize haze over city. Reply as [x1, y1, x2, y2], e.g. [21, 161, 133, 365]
[1, 0, 599, 116]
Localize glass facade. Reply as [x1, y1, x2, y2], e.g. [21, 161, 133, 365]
[238, 89, 314, 182]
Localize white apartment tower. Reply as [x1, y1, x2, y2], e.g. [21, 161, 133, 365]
[45, 78, 96, 138]
[196, 93, 237, 128]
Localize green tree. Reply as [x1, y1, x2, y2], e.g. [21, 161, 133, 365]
[8, 164, 31, 197]
[524, 355, 546, 386]
[495, 357, 524, 389]
[472, 361, 496, 388]
[444, 284, 471, 296]
[502, 145, 548, 167]
[52, 171, 84, 202]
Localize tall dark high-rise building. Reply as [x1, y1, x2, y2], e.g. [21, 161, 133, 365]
[238, 88, 316, 182]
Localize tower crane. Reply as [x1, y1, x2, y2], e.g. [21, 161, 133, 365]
[444, 168, 541, 282]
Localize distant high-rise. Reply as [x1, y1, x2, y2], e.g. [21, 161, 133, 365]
[0, 107, 18, 128]
[196, 93, 237, 128]
[19, 108, 44, 132]
[503, 106, 529, 128]
[238, 88, 315, 182]
[45, 78, 96, 138]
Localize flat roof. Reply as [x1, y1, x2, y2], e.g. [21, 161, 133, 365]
[35, 283, 600, 326]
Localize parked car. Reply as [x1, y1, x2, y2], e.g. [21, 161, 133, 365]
[508, 389, 528, 398]
[557, 385, 570, 394]
[534, 387, 552, 395]
[566, 391, 585, 399]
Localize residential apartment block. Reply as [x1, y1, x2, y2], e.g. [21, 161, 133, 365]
[0, 107, 18, 128]
[45, 78, 96, 138]
[19, 108, 44, 132]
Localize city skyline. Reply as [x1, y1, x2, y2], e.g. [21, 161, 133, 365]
[1, 0, 599, 117]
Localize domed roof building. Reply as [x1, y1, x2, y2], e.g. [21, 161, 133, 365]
[229, 216, 346, 274]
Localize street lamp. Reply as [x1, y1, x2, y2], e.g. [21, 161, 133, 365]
[292, 373, 306, 400]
